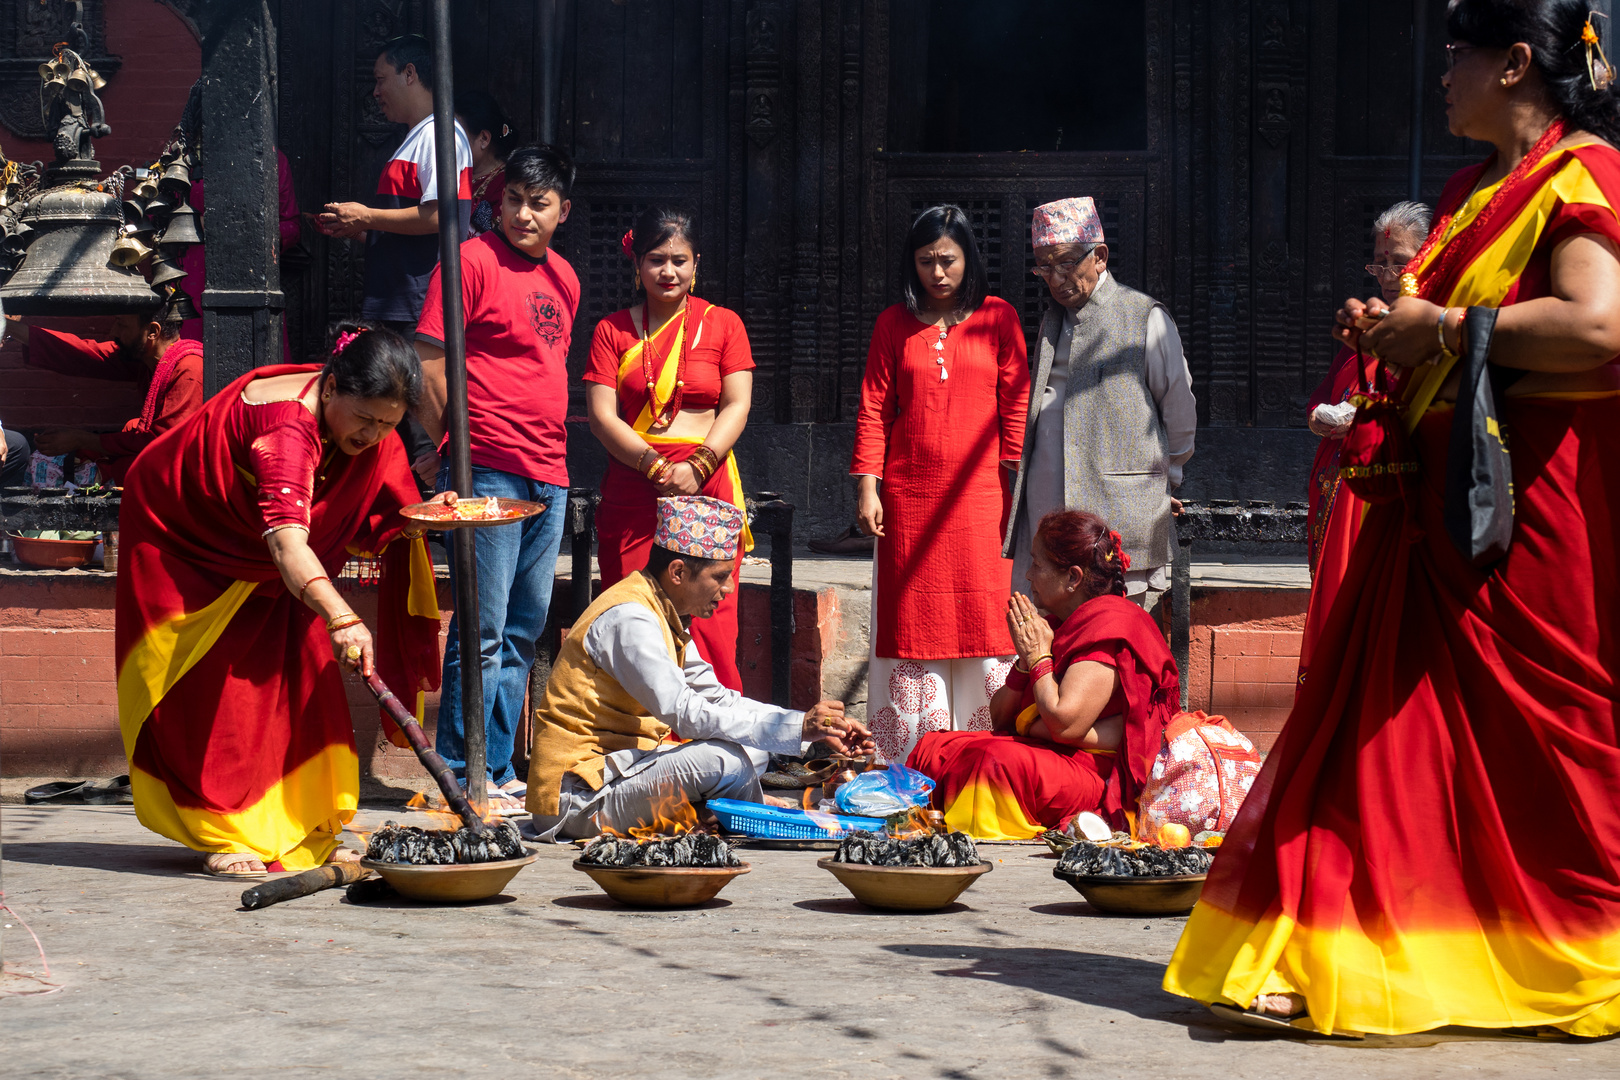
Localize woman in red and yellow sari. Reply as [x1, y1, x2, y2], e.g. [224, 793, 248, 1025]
[116, 326, 447, 878]
[585, 206, 754, 689]
[908, 510, 1177, 840]
[1166, 0, 1620, 1037]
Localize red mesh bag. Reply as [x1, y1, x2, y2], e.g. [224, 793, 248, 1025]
[1137, 710, 1262, 836]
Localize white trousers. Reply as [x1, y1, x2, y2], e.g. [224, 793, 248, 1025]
[867, 654, 1014, 764]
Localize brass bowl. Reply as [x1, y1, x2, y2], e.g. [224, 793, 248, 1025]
[572, 859, 751, 908]
[1054, 872, 1207, 915]
[817, 857, 992, 911]
[359, 848, 539, 903]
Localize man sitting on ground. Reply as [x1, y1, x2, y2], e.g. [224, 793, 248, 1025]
[528, 495, 873, 839]
[9, 300, 202, 484]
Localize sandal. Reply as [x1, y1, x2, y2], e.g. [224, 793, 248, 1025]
[807, 523, 875, 556]
[1208, 1002, 1364, 1040]
[203, 852, 268, 879]
[23, 780, 88, 804]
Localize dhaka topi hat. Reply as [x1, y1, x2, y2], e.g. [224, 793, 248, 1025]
[655, 495, 745, 562]
[1031, 197, 1104, 249]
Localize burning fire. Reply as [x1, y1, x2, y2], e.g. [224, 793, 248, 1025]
[599, 783, 703, 841]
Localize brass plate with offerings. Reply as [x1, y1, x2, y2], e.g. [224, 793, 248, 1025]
[400, 495, 547, 530]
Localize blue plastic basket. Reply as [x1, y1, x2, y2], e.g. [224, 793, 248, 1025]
[707, 798, 886, 839]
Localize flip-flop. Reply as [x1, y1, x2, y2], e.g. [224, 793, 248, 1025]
[203, 853, 268, 879]
[23, 781, 88, 804]
[81, 775, 132, 805]
[1208, 1003, 1364, 1039]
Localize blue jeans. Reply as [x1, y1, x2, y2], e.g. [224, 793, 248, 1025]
[434, 466, 566, 787]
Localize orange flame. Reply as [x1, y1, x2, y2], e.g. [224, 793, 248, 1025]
[625, 783, 702, 841]
[803, 807, 844, 837]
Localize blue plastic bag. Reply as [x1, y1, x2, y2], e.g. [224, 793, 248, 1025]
[834, 763, 935, 817]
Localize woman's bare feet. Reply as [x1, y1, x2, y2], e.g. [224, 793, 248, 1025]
[1253, 993, 1306, 1017]
[203, 852, 267, 878]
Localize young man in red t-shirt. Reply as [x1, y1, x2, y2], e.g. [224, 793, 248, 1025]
[414, 144, 579, 812]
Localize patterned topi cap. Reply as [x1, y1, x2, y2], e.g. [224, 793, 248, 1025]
[1031, 197, 1104, 249]
[655, 495, 745, 562]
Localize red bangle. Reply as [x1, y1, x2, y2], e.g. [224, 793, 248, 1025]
[298, 575, 330, 606]
[1030, 658, 1055, 683]
[1002, 666, 1031, 693]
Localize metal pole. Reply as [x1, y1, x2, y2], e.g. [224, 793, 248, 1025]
[1409, 0, 1426, 201]
[430, 0, 484, 814]
[537, 0, 564, 145]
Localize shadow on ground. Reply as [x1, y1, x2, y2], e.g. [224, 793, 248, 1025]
[2, 840, 198, 878]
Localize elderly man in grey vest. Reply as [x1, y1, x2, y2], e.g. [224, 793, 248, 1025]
[1004, 197, 1197, 609]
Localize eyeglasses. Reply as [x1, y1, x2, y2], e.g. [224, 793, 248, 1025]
[1032, 246, 1097, 279]
[1444, 43, 1481, 72]
[1365, 263, 1405, 282]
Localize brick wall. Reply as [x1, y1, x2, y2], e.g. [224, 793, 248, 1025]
[1180, 588, 1309, 752]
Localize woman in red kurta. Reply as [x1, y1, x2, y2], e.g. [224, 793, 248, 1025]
[116, 327, 445, 877]
[909, 510, 1178, 839]
[1167, 3, 1620, 1036]
[585, 207, 755, 690]
[852, 205, 1029, 763]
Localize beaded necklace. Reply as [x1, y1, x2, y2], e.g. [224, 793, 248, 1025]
[639, 300, 690, 428]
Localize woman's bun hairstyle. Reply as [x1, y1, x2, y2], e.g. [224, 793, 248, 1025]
[1034, 509, 1129, 600]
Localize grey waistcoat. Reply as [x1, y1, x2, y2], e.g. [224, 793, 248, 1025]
[1003, 273, 1174, 571]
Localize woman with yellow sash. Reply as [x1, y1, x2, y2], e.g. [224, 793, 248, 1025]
[1165, 0, 1620, 1037]
[585, 207, 755, 690]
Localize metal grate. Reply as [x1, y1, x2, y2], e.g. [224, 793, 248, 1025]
[577, 200, 647, 344]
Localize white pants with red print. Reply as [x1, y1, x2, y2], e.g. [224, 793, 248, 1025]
[867, 655, 1013, 765]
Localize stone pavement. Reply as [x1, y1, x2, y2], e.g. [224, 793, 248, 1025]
[3, 805, 1616, 1079]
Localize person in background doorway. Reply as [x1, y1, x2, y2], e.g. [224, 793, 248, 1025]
[455, 89, 519, 237]
[851, 204, 1029, 764]
[1297, 199, 1431, 685]
[9, 299, 202, 484]
[1005, 197, 1196, 613]
[317, 34, 472, 490]
[413, 145, 579, 814]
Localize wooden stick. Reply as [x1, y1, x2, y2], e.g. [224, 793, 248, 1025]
[364, 672, 491, 836]
[240, 861, 369, 910]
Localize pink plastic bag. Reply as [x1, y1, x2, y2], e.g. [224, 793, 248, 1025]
[1137, 710, 1261, 836]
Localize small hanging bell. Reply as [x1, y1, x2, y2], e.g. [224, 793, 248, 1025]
[158, 160, 190, 200]
[109, 231, 154, 267]
[146, 249, 188, 288]
[158, 202, 201, 246]
[162, 285, 200, 321]
[122, 195, 147, 225]
[133, 174, 159, 202]
[143, 191, 174, 225]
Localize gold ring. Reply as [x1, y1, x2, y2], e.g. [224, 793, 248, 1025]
[345, 645, 361, 661]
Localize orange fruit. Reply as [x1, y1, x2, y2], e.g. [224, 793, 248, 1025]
[1158, 822, 1192, 849]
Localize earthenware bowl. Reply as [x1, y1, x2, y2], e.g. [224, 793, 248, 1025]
[359, 848, 538, 902]
[10, 533, 97, 569]
[816, 857, 992, 911]
[572, 859, 751, 908]
[1054, 871, 1207, 915]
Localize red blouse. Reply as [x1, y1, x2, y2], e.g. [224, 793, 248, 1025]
[585, 300, 754, 414]
[233, 380, 325, 536]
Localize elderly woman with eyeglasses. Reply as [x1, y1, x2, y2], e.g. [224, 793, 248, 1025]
[1297, 200, 1431, 686]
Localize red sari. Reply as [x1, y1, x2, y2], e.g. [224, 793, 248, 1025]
[584, 297, 755, 689]
[1165, 142, 1620, 1036]
[907, 595, 1179, 840]
[116, 365, 441, 871]
[1299, 346, 1368, 681]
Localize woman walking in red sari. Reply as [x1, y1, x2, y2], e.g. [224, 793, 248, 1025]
[585, 207, 754, 689]
[909, 510, 1177, 839]
[1167, 0, 1620, 1037]
[117, 327, 447, 877]
[853, 205, 1029, 763]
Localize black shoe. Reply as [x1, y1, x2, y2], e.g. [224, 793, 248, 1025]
[808, 523, 875, 556]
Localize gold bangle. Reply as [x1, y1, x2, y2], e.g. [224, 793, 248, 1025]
[327, 613, 363, 632]
[636, 447, 658, 474]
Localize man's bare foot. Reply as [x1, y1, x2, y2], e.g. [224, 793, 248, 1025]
[1253, 993, 1305, 1017]
[324, 848, 362, 865]
[203, 852, 267, 878]
[762, 794, 795, 809]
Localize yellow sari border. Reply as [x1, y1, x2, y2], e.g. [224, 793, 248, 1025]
[617, 306, 709, 433]
[115, 580, 257, 760]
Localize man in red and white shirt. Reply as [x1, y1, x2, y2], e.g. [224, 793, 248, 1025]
[317, 34, 471, 329]
[413, 144, 580, 811]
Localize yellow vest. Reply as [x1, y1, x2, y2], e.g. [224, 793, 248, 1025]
[525, 570, 690, 816]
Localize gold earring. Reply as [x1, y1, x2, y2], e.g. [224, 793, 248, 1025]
[1500, 76, 1509, 85]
